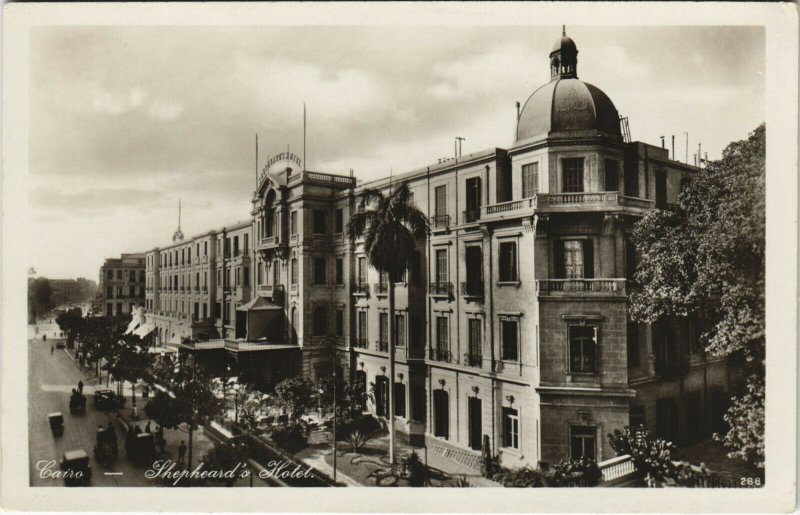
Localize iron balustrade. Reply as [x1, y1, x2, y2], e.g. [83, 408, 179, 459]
[354, 338, 369, 349]
[463, 352, 483, 367]
[462, 209, 481, 223]
[352, 283, 370, 296]
[460, 281, 484, 297]
[432, 214, 451, 229]
[429, 348, 453, 363]
[374, 282, 388, 295]
[429, 282, 454, 296]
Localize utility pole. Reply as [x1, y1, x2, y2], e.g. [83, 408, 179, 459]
[684, 132, 688, 164]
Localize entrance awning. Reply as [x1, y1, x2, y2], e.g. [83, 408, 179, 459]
[133, 323, 154, 338]
[236, 296, 282, 312]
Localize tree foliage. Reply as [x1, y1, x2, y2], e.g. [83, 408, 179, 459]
[273, 377, 314, 420]
[56, 308, 85, 347]
[28, 277, 54, 322]
[628, 124, 765, 467]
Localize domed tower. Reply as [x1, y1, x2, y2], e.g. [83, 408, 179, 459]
[516, 29, 622, 143]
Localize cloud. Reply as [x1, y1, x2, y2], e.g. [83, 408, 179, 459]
[90, 86, 183, 121]
[30, 186, 170, 214]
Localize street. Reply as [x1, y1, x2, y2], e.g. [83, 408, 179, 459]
[28, 319, 269, 487]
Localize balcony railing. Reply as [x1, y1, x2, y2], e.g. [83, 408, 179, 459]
[258, 284, 273, 293]
[429, 348, 453, 363]
[598, 455, 637, 484]
[536, 278, 626, 296]
[260, 235, 278, 247]
[432, 214, 450, 229]
[352, 283, 370, 296]
[376, 340, 389, 352]
[463, 352, 482, 367]
[483, 197, 536, 216]
[374, 282, 388, 295]
[460, 281, 484, 297]
[462, 209, 481, 223]
[354, 337, 369, 349]
[429, 282, 454, 297]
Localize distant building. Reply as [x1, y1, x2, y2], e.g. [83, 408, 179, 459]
[135, 30, 734, 469]
[97, 253, 146, 316]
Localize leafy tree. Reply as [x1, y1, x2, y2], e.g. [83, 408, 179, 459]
[144, 355, 223, 479]
[273, 377, 314, 420]
[346, 181, 429, 463]
[107, 333, 154, 407]
[628, 124, 765, 468]
[56, 307, 85, 348]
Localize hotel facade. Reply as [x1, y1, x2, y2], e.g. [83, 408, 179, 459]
[140, 33, 734, 469]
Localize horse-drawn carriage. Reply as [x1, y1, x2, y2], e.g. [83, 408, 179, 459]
[93, 426, 118, 466]
[69, 390, 87, 415]
[48, 412, 64, 436]
[127, 432, 156, 466]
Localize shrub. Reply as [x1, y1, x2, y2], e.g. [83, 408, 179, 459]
[402, 451, 430, 487]
[548, 457, 601, 486]
[491, 466, 547, 487]
[270, 421, 309, 454]
[347, 430, 371, 453]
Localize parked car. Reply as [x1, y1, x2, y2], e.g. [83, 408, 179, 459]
[60, 449, 92, 486]
[94, 427, 118, 466]
[69, 392, 87, 415]
[94, 389, 125, 411]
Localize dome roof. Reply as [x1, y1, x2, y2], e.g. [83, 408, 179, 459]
[516, 78, 622, 142]
[552, 35, 577, 54]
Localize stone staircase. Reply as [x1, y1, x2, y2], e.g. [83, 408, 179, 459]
[429, 443, 482, 472]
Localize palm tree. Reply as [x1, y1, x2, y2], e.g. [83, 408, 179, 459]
[346, 181, 429, 463]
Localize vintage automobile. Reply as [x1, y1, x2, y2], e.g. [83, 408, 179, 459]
[69, 391, 87, 415]
[60, 449, 92, 486]
[128, 432, 156, 466]
[94, 426, 118, 466]
[48, 412, 64, 436]
[94, 389, 125, 411]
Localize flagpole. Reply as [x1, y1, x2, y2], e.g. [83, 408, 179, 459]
[303, 102, 307, 171]
[255, 133, 259, 189]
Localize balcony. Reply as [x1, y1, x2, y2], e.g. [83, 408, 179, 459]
[460, 281, 484, 299]
[536, 278, 626, 297]
[180, 339, 225, 350]
[353, 337, 369, 349]
[352, 283, 370, 297]
[482, 198, 536, 220]
[463, 352, 482, 368]
[432, 214, 451, 230]
[429, 348, 453, 363]
[429, 282, 454, 298]
[376, 340, 388, 352]
[537, 192, 654, 213]
[373, 282, 388, 296]
[257, 284, 273, 294]
[462, 209, 481, 224]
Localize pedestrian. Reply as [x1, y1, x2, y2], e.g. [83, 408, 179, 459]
[178, 441, 187, 466]
[78, 380, 84, 394]
[135, 425, 142, 434]
[107, 421, 115, 438]
[50, 345, 54, 355]
[145, 421, 151, 433]
[156, 426, 165, 453]
[44, 334, 47, 342]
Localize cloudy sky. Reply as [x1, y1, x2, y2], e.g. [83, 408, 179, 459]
[28, 25, 764, 280]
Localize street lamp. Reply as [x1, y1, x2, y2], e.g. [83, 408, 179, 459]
[233, 382, 241, 425]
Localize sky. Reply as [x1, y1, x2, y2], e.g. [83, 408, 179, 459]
[27, 25, 765, 280]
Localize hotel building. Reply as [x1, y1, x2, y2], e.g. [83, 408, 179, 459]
[97, 253, 146, 316]
[140, 32, 735, 469]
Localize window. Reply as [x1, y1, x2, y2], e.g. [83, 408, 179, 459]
[204, 241, 208, 256]
[243, 266, 249, 287]
[357, 257, 367, 285]
[290, 211, 297, 235]
[655, 170, 667, 209]
[334, 209, 344, 234]
[627, 322, 640, 368]
[522, 162, 538, 198]
[498, 242, 517, 282]
[235, 268, 241, 286]
[375, 376, 389, 417]
[257, 263, 263, 284]
[435, 249, 448, 285]
[379, 313, 388, 347]
[233, 236, 240, 257]
[624, 237, 637, 281]
[465, 177, 481, 219]
[433, 390, 449, 438]
[630, 406, 646, 429]
[501, 319, 519, 361]
[313, 257, 326, 285]
[570, 426, 596, 460]
[468, 318, 482, 361]
[313, 305, 328, 336]
[129, 270, 136, 282]
[335, 258, 344, 285]
[291, 259, 298, 285]
[465, 246, 483, 293]
[394, 314, 405, 347]
[502, 407, 519, 449]
[273, 261, 280, 285]
[335, 308, 344, 337]
[411, 385, 426, 422]
[569, 325, 598, 373]
[436, 316, 449, 355]
[554, 239, 594, 279]
[604, 159, 619, 191]
[107, 269, 113, 280]
[434, 185, 447, 217]
[394, 383, 406, 417]
[562, 158, 584, 193]
[358, 311, 368, 341]
[313, 209, 327, 234]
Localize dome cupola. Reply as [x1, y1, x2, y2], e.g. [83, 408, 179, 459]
[515, 28, 622, 143]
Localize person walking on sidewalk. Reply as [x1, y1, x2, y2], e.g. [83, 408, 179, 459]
[78, 380, 84, 394]
[145, 421, 151, 433]
[51, 345, 54, 356]
[178, 441, 187, 466]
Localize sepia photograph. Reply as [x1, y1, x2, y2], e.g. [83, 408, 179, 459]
[2, 2, 797, 512]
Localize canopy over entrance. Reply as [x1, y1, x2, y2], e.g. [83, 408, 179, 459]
[235, 296, 284, 341]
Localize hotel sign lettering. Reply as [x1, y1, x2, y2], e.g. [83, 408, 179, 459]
[264, 151, 303, 173]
